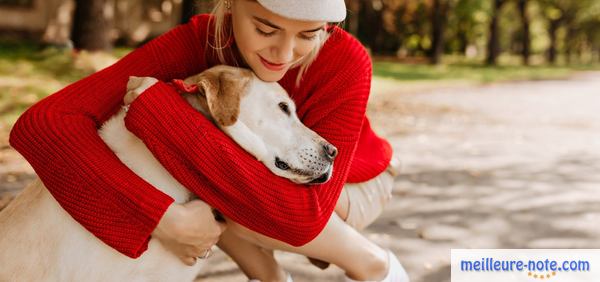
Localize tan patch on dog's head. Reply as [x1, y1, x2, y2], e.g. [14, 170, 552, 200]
[190, 66, 252, 127]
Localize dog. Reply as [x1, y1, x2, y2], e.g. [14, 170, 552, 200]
[0, 65, 337, 281]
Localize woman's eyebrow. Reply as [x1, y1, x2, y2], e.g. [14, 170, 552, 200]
[253, 16, 325, 32]
[253, 16, 282, 29]
[303, 26, 325, 33]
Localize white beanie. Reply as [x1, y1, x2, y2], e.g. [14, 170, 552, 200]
[256, 0, 347, 22]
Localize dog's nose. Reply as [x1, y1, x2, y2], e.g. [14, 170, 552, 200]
[323, 143, 338, 160]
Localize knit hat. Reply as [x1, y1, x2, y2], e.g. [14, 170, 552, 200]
[256, 0, 347, 22]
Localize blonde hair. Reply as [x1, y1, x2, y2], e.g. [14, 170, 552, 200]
[209, 0, 331, 86]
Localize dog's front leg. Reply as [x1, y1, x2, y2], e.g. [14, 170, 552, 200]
[124, 76, 159, 105]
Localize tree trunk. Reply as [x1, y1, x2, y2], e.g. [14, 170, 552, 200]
[547, 19, 560, 64]
[564, 25, 576, 65]
[357, 0, 382, 53]
[429, 0, 447, 64]
[180, 0, 213, 23]
[518, 0, 530, 65]
[345, 0, 360, 36]
[71, 0, 113, 51]
[486, 0, 505, 65]
[180, 0, 197, 24]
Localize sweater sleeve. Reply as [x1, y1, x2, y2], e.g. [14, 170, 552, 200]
[123, 40, 373, 246]
[8, 15, 212, 258]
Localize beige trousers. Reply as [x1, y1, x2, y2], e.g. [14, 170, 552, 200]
[336, 153, 400, 230]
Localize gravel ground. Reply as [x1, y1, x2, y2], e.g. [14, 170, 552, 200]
[1, 72, 599, 282]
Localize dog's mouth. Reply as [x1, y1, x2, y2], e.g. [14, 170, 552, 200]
[287, 165, 333, 185]
[276, 155, 333, 185]
[307, 166, 333, 185]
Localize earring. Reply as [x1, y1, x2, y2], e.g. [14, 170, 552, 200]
[224, 0, 231, 10]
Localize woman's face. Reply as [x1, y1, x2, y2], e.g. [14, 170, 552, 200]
[231, 0, 326, 82]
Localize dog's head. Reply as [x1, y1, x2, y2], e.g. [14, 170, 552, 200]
[184, 65, 337, 185]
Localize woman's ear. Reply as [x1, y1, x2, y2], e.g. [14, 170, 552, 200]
[192, 67, 250, 127]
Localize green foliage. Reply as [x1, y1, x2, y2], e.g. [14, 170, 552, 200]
[349, 0, 600, 64]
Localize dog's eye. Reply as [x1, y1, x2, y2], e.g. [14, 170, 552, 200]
[278, 102, 290, 116]
[275, 157, 290, 170]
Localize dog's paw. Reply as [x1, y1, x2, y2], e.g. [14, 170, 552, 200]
[124, 76, 159, 105]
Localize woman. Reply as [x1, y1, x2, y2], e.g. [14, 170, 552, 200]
[10, 0, 407, 281]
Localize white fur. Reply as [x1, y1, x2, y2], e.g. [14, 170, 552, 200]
[0, 109, 204, 282]
[0, 66, 334, 281]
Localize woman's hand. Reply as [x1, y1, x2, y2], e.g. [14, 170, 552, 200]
[152, 200, 227, 266]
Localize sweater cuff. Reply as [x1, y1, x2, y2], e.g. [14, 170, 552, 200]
[121, 197, 173, 258]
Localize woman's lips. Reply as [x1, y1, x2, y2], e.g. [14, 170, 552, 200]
[259, 55, 287, 71]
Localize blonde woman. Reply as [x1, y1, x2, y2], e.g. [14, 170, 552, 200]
[10, 0, 407, 281]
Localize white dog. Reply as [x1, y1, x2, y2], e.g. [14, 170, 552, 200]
[0, 66, 337, 281]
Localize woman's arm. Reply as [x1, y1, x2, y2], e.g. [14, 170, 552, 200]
[123, 34, 373, 246]
[8, 15, 212, 258]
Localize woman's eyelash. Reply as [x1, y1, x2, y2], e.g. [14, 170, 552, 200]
[255, 28, 276, 37]
[300, 34, 318, 41]
[256, 27, 318, 41]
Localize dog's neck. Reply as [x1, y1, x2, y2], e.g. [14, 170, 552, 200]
[182, 91, 269, 163]
[182, 92, 214, 124]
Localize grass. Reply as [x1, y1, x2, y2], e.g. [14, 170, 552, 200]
[0, 42, 81, 126]
[0, 41, 130, 126]
[373, 57, 600, 84]
[0, 41, 87, 82]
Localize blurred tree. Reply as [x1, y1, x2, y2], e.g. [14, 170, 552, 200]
[180, 0, 198, 24]
[518, 0, 531, 65]
[181, 0, 214, 24]
[319, 0, 600, 64]
[71, 0, 113, 51]
[579, 2, 600, 63]
[450, 0, 488, 56]
[429, 0, 450, 64]
[541, 1, 567, 64]
[395, 0, 431, 57]
[356, 0, 385, 53]
[537, 0, 597, 64]
[344, 0, 360, 36]
[486, 0, 506, 65]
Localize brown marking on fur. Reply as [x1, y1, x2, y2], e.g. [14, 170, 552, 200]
[184, 66, 253, 127]
[182, 93, 211, 114]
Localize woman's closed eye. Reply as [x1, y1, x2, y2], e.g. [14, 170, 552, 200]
[255, 26, 320, 41]
[299, 32, 319, 41]
[255, 27, 277, 37]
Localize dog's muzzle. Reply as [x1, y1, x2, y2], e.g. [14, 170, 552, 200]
[308, 166, 333, 184]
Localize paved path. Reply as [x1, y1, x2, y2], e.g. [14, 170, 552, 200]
[366, 72, 600, 282]
[2, 73, 600, 281]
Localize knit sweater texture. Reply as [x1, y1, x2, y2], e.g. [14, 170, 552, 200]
[9, 14, 392, 258]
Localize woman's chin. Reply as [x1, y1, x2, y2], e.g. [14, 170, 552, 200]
[250, 63, 287, 82]
[255, 71, 285, 82]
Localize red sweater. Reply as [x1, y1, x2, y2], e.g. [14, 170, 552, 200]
[9, 15, 392, 258]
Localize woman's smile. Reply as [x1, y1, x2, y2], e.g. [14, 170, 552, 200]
[258, 55, 287, 71]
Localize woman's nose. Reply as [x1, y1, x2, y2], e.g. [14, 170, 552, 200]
[273, 37, 295, 63]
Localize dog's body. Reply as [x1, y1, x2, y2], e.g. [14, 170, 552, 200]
[0, 66, 336, 281]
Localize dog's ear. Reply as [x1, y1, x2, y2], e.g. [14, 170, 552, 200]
[195, 69, 250, 127]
